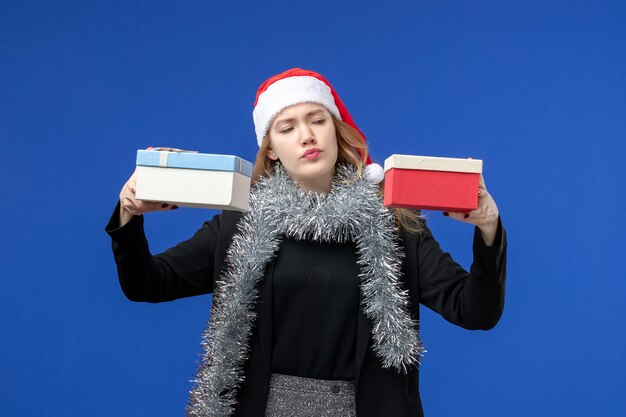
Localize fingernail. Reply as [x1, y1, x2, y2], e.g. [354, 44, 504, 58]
[161, 203, 170, 208]
[442, 212, 449, 217]
[171, 205, 178, 210]
[464, 213, 470, 219]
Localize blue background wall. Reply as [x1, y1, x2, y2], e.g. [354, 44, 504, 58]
[2, 1, 625, 415]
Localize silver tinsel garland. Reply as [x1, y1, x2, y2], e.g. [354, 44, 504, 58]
[187, 164, 425, 416]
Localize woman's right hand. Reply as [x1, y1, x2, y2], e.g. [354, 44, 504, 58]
[119, 156, 178, 227]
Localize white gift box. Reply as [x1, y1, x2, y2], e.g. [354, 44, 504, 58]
[134, 148, 253, 211]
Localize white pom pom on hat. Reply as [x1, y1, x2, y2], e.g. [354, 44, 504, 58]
[253, 68, 383, 184]
[364, 163, 385, 184]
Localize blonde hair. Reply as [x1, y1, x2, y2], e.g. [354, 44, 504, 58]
[252, 117, 424, 234]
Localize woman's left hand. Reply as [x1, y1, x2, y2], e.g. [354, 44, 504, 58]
[443, 174, 500, 246]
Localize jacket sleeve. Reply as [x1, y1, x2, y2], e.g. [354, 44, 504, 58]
[416, 216, 507, 330]
[105, 202, 220, 302]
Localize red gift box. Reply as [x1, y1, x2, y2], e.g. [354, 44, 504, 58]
[383, 155, 483, 212]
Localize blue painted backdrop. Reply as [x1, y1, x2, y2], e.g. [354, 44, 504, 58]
[2, 1, 625, 416]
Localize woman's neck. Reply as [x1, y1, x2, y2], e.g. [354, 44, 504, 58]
[298, 181, 331, 194]
[292, 169, 335, 194]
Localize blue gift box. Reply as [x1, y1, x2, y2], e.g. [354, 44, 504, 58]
[134, 148, 253, 211]
[136, 149, 253, 177]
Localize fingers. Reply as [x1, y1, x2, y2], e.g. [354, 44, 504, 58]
[477, 175, 490, 203]
[443, 210, 469, 219]
[443, 209, 478, 223]
[441, 161, 495, 226]
[443, 199, 491, 224]
[468, 158, 488, 197]
[156, 202, 179, 210]
[121, 194, 175, 215]
[443, 197, 498, 227]
[120, 172, 174, 216]
[120, 194, 141, 216]
[119, 158, 179, 218]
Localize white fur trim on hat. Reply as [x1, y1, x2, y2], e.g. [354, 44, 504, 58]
[253, 76, 341, 146]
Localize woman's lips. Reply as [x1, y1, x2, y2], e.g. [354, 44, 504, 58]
[302, 149, 322, 160]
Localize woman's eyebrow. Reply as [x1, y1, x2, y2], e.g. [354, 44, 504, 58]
[274, 110, 327, 126]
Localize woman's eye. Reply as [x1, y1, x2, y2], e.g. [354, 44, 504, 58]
[312, 119, 326, 125]
[280, 127, 293, 133]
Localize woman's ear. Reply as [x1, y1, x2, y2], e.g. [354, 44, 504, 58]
[267, 148, 279, 161]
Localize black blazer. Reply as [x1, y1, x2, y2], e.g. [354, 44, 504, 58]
[107, 206, 507, 417]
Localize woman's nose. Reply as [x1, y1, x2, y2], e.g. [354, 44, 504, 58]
[299, 125, 316, 144]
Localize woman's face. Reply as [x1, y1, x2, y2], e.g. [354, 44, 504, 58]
[267, 103, 338, 193]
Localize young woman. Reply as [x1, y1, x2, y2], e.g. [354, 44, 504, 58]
[106, 68, 507, 417]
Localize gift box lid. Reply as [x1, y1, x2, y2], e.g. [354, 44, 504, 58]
[136, 148, 253, 177]
[384, 154, 482, 174]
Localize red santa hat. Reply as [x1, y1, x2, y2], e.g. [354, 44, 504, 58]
[253, 68, 384, 182]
